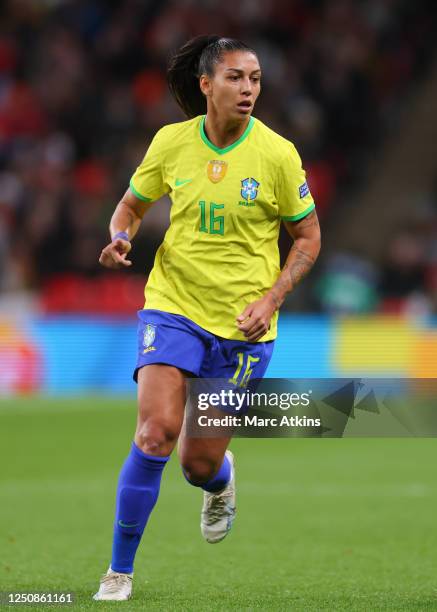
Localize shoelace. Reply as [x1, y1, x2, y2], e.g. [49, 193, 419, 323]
[204, 491, 235, 523]
[100, 573, 131, 593]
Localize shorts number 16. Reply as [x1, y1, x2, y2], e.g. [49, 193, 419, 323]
[229, 352, 260, 388]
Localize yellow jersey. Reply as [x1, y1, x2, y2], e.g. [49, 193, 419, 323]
[130, 115, 315, 341]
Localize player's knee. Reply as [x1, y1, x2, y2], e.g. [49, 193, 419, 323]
[181, 457, 218, 485]
[135, 420, 178, 456]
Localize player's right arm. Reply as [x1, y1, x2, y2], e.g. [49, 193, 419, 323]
[99, 127, 168, 269]
[99, 188, 154, 269]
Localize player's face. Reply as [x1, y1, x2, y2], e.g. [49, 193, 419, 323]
[201, 51, 261, 122]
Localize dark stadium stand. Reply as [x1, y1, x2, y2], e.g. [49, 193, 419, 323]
[0, 0, 436, 314]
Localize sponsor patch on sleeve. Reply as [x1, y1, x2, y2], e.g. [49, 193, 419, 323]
[299, 181, 310, 199]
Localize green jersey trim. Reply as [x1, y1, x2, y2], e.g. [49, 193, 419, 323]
[200, 115, 255, 155]
[281, 202, 315, 222]
[129, 179, 152, 202]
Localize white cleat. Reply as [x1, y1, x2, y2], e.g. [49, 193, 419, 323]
[201, 450, 236, 544]
[93, 567, 133, 601]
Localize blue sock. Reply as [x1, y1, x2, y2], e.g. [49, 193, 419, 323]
[111, 442, 169, 573]
[183, 454, 231, 493]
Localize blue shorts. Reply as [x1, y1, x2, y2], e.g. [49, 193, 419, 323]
[134, 309, 274, 383]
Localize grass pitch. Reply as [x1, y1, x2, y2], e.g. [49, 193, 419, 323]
[1, 397, 437, 611]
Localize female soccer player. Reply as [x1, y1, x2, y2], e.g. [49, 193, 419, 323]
[94, 35, 320, 601]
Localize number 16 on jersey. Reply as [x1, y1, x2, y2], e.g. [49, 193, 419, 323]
[199, 201, 225, 235]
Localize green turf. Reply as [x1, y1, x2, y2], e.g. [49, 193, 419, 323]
[1, 397, 437, 611]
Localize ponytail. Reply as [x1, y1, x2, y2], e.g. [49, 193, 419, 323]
[167, 35, 256, 119]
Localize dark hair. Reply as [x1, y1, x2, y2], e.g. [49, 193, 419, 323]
[167, 35, 257, 119]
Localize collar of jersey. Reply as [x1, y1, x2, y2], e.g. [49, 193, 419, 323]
[200, 115, 255, 155]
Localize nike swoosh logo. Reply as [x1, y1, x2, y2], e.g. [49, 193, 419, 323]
[118, 520, 140, 528]
[175, 178, 192, 187]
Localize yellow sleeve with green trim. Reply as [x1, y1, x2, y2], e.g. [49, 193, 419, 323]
[276, 143, 315, 221]
[130, 129, 170, 202]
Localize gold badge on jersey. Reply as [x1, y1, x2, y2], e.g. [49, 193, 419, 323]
[207, 160, 228, 183]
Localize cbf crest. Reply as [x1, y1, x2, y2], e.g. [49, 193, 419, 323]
[143, 324, 156, 352]
[241, 177, 260, 201]
[207, 160, 228, 183]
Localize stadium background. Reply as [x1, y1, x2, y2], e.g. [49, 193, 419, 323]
[2, 1, 437, 609]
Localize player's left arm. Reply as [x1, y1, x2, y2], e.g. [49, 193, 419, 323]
[272, 210, 321, 306]
[237, 210, 321, 341]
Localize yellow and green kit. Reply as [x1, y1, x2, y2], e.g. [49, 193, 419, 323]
[130, 115, 315, 341]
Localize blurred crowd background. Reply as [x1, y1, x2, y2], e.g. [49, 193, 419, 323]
[1, 0, 437, 316]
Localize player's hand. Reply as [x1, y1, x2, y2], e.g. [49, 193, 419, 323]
[236, 294, 277, 342]
[99, 238, 132, 269]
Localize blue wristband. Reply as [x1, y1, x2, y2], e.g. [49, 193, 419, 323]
[112, 231, 130, 242]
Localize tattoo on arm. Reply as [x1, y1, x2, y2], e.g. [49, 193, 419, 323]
[269, 246, 316, 308]
[268, 211, 320, 307]
[284, 245, 316, 289]
[293, 210, 318, 229]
